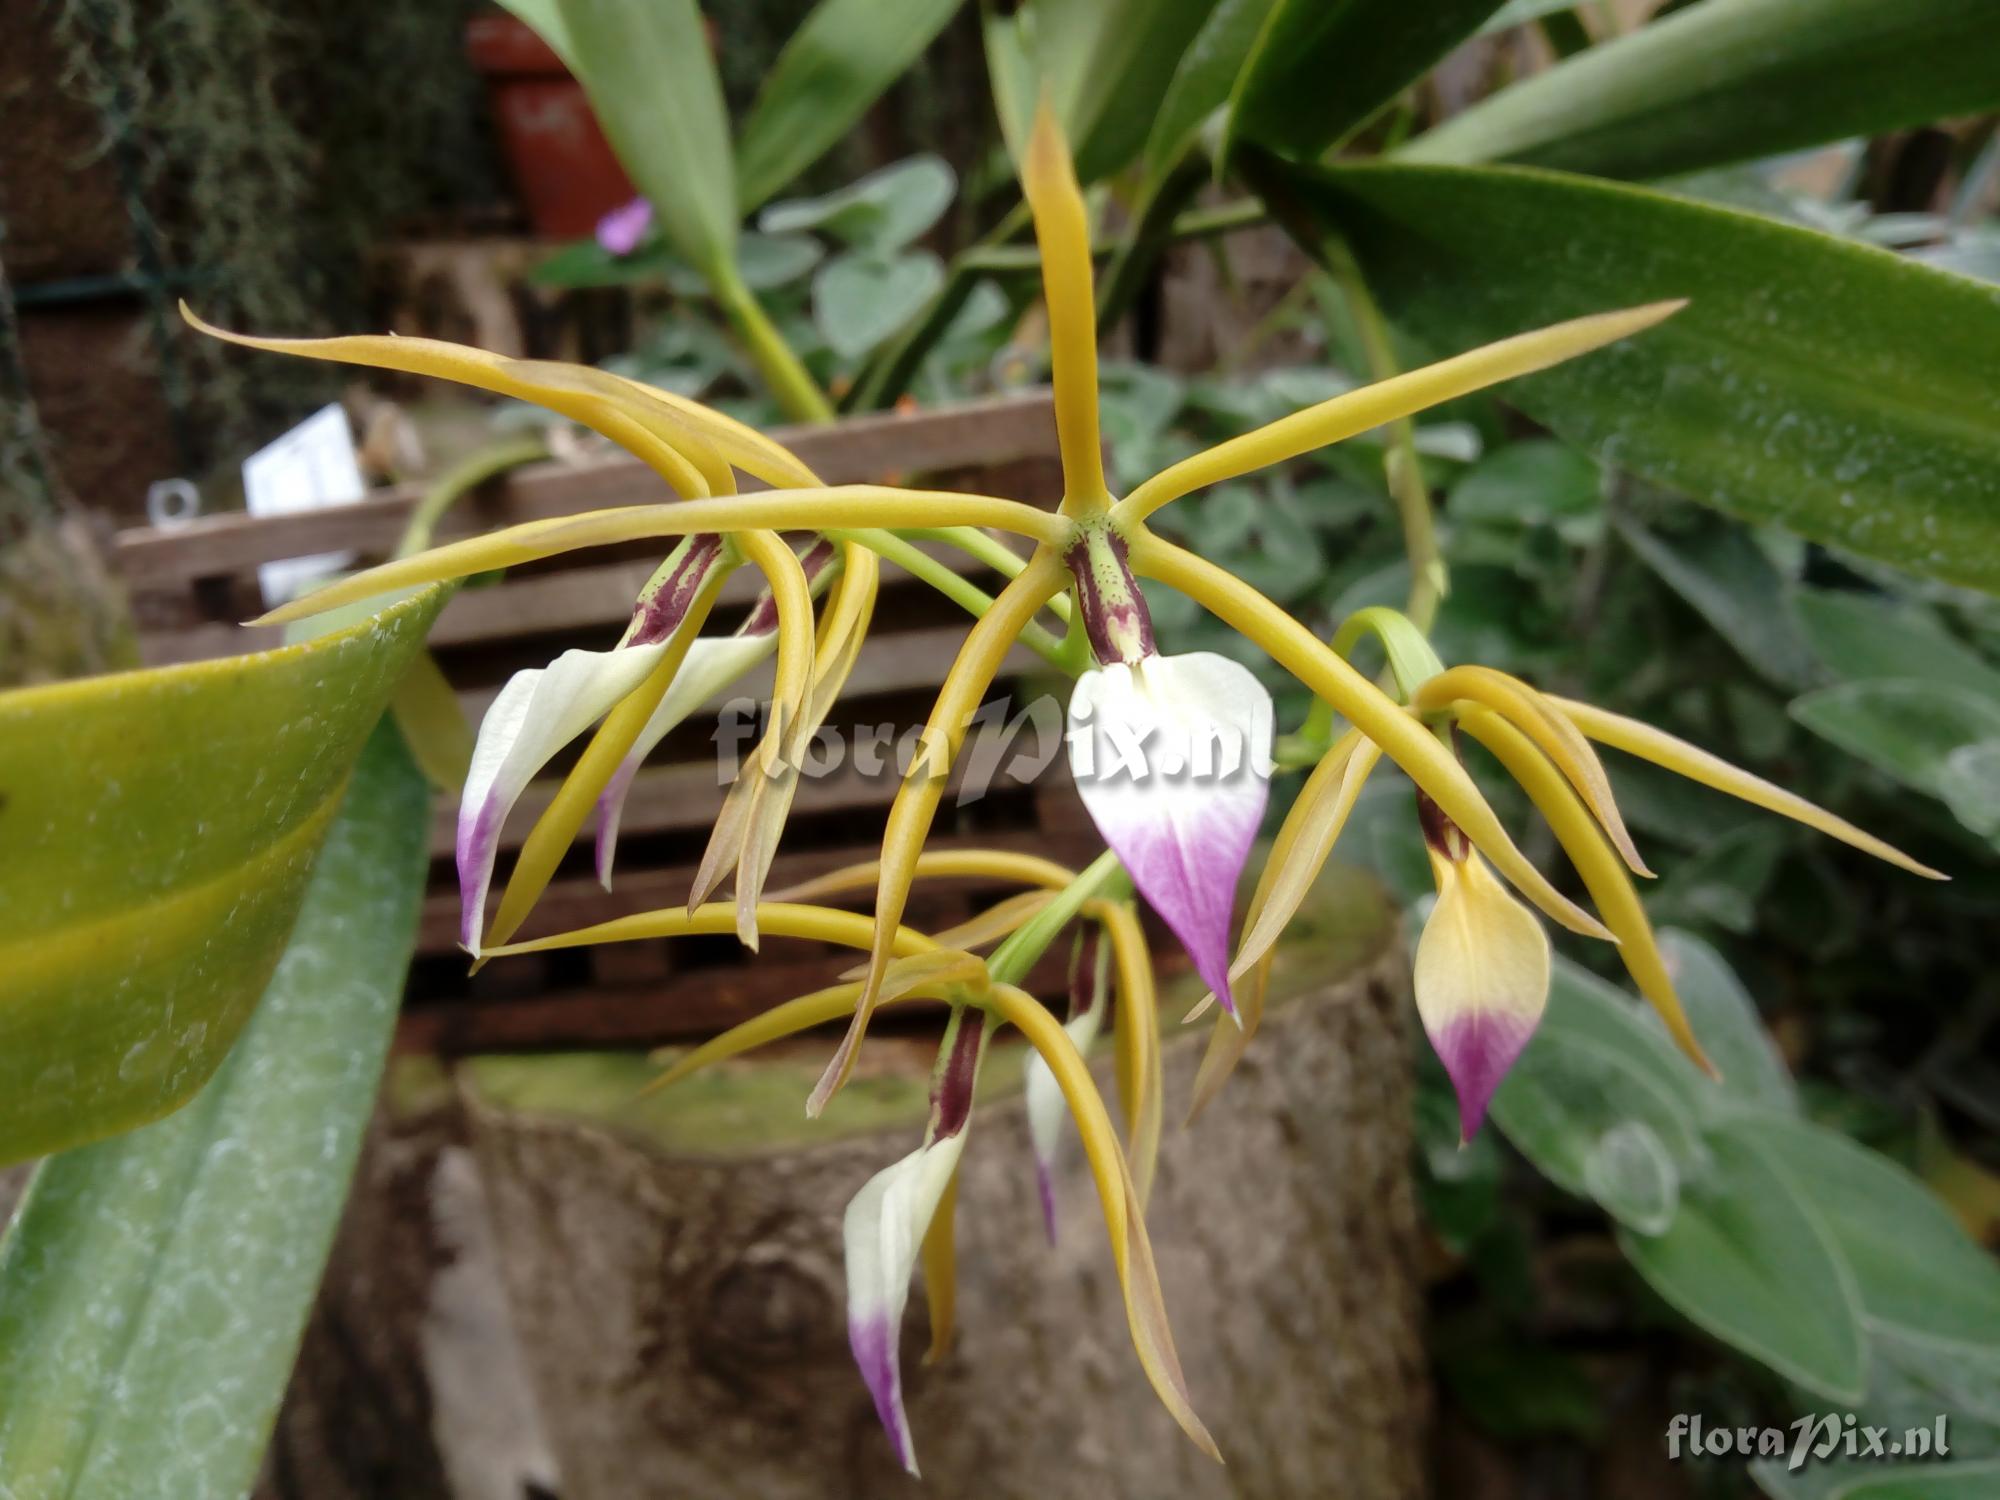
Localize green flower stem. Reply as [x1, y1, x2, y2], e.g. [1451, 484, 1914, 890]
[394, 434, 550, 560]
[987, 849, 1125, 987]
[711, 260, 835, 425]
[835, 527, 1083, 673]
[904, 526, 1074, 621]
[1322, 238, 1446, 633]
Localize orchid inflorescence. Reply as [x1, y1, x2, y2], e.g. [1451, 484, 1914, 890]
[195, 106, 1939, 1475]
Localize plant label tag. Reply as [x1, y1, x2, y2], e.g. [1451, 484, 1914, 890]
[242, 403, 367, 607]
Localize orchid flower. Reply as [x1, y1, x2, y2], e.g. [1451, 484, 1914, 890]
[1189, 607, 1944, 1136]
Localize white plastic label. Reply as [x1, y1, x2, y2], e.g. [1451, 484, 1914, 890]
[242, 403, 366, 607]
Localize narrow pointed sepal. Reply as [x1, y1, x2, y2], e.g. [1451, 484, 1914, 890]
[1067, 652, 1272, 1016]
[459, 642, 669, 954]
[1413, 850, 1552, 1142]
[843, 1131, 969, 1477]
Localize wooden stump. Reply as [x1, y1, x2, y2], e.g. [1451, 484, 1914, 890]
[462, 871, 1426, 1500]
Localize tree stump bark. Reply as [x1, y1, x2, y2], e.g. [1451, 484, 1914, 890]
[463, 869, 1426, 1500]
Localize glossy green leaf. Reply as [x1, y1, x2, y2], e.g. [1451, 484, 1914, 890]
[550, 0, 736, 277]
[1790, 679, 2000, 841]
[1796, 589, 2000, 700]
[1749, 1112, 2000, 1355]
[1491, 959, 1708, 1230]
[531, 231, 822, 295]
[1225, 0, 1509, 161]
[1260, 159, 2000, 592]
[1657, 930, 1796, 1115]
[1448, 439, 1600, 527]
[1406, 0, 2000, 182]
[0, 586, 442, 1163]
[1062, 0, 1222, 185]
[734, 0, 964, 212]
[1139, 0, 1278, 190]
[1620, 1118, 1869, 1404]
[0, 726, 429, 1496]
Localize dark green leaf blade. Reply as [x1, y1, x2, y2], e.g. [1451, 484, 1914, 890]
[0, 726, 430, 1496]
[1260, 158, 2000, 593]
[1226, 0, 1509, 162]
[1405, 0, 2000, 183]
[735, 0, 965, 212]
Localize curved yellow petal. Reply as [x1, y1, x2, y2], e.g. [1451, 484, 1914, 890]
[820, 551, 1068, 1115]
[251, 487, 1070, 625]
[1022, 103, 1108, 512]
[1128, 533, 1612, 942]
[1458, 706, 1714, 1075]
[1117, 300, 1685, 524]
[920, 1166, 961, 1364]
[1231, 729, 1382, 983]
[641, 980, 946, 1095]
[1415, 665, 1651, 877]
[1187, 949, 1271, 1126]
[182, 307, 717, 500]
[481, 900, 936, 960]
[769, 848, 1080, 903]
[1099, 902, 1163, 1209]
[985, 983, 1218, 1462]
[1547, 696, 1946, 881]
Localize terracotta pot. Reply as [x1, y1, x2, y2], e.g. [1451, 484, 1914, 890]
[465, 12, 636, 239]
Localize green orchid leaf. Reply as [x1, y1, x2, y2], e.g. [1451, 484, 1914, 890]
[1620, 1118, 1869, 1405]
[734, 0, 964, 212]
[0, 726, 429, 1496]
[493, 0, 574, 65]
[1615, 516, 1818, 691]
[1795, 589, 2000, 700]
[545, 0, 736, 278]
[1062, 0, 1222, 185]
[1790, 679, 2000, 842]
[1656, 930, 1797, 1115]
[813, 249, 946, 359]
[1405, 0, 2000, 182]
[1225, 0, 1510, 163]
[761, 156, 956, 252]
[0, 586, 443, 1164]
[1746, 1112, 2000, 1356]
[1257, 159, 2000, 593]
[1139, 0, 1279, 192]
[1448, 439, 1600, 527]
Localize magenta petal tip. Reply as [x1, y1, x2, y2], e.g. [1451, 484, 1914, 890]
[849, 1312, 918, 1476]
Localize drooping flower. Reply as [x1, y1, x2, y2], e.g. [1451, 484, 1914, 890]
[1064, 527, 1272, 1019]
[843, 1004, 983, 1476]
[1413, 790, 1552, 1141]
[456, 532, 729, 953]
